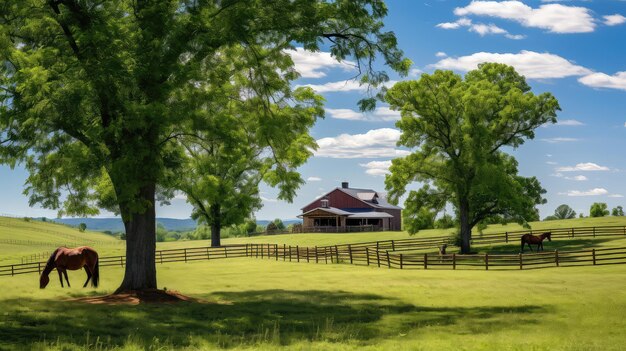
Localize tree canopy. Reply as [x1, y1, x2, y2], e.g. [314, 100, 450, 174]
[590, 203, 609, 217]
[385, 63, 559, 253]
[0, 0, 409, 292]
[612, 206, 624, 217]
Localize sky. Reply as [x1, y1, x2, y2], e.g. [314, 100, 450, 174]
[1, 0, 625, 220]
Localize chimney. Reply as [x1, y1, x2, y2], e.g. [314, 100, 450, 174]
[341, 182, 349, 189]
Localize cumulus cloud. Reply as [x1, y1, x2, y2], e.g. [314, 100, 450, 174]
[556, 163, 610, 172]
[325, 107, 401, 122]
[315, 128, 410, 159]
[431, 50, 591, 79]
[360, 160, 393, 176]
[567, 175, 588, 181]
[541, 137, 580, 143]
[436, 17, 524, 39]
[286, 47, 355, 78]
[409, 68, 424, 77]
[559, 188, 608, 197]
[307, 176, 322, 182]
[453, 1, 596, 33]
[604, 14, 626, 26]
[579, 71, 626, 91]
[435, 52, 448, 58]
[298, 79, 398, 94]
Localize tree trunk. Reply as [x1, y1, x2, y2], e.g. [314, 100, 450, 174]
[210, 204, 221, 247]
[115, 183, 157, 293]
[459, 199, 472, 254]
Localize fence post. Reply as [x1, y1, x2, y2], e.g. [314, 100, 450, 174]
[505, 232, 508, 243]
[348, 245, 353, 264]
[400, 254, 403, 269]
[376, 248, 381, 267]
[306, 247, 310, 263]
[296, 246, 300, 262]
[366, 247, 370, 266]
[386, 251, 391, 268]
[38, 262, 41, 274]
[572, 228, 575, 238]
[283, 244, 286, 261]
[485, 253, 489, 270]
[11, 265, 14, 276]
[324, 247, 328, 264]
[289, 245, 292, 261]
[315, 246, 318, 263]
[261, 245, 264, 259]
[391, 240, 395, 251]
[245, 244, 249, 257]
[452, 253, 456, 270]
[224, 246, 228, 258]
[120, 256, 124, 267]
[555, 250, 559, 267]
[592, 249, 596, 265]
[335, 245, 339, 263]
[424, 254, 428, 270]
[519, 253, 523, 270]
[275, 244, 279, 261]
[184, 249, 188, 263]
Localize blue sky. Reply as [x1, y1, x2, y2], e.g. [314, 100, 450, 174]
[1, 0, 625, 220]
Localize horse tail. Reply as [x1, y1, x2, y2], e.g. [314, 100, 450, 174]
[520, 235, 525, 251]
[92, 254, 99, 288]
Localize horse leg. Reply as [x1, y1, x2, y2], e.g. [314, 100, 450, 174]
[83, 266, 92, 288]
[528, 243, 533, 252]
[57, 269, 64, 288]
[63, 270, 71, 288]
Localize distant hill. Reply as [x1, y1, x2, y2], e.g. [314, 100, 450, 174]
[53, 217, 302, 233]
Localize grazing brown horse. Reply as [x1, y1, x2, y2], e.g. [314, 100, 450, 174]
[39, 247, 99, 289]
[520, 232, 552, 253]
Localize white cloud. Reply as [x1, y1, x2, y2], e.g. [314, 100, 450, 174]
[567, 175, 588, 181]
[360, 160, 393, 176]
[325, 106, 401, 122]
[556, 119, 585, 126]
[261, 196, 278, 202]
[604, 14, 626, 26]
[315, 128, 410, 159]
[409, 68, 423, 77]
[579, 71, 626, 91]
[454, 1, 596, 33]
[559, 188, 608, 197]
[556, 163, 610, 172]
[307, 176, 322, 182]
[431, 51, 591, 79]
[609, 194, 625, 198]
[436, 17, 524, 39]
[546, 161, 558, 165]
[298, 79, 397, 94]
[541, 137, 580, 143]
[286, 47, 355, 78]
[435, 52, 448, 58]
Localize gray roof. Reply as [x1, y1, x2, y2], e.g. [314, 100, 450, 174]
[299, 207, 353, 217]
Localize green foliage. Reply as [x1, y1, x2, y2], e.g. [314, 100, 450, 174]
[245, 220, 258, 235]
[266, 222, 278, 233]
[579, 213, 585, 218]
[385, 63, 559, 252]
[590, 203, 609, 217]
[612, 206, 624, 217]
[0, 0, 408, 288]
[434, 214, 456, 229]
[156, 224, 168, 243]
[544, 215, 558, 221]
[273, 219, 286, 230]
[78, 223, 87, 232]
[554, 204, 576, 219]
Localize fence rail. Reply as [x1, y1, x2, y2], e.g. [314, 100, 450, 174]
[2, 225, 626, 277]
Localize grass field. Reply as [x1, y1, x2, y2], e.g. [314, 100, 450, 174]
[1, 216, 626, 350]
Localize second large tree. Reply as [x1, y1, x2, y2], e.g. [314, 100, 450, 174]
[385, 63, 560, 253]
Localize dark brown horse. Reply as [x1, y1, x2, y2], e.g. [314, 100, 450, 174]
[520, 232, 552, 253]
[39, 247, 99, 289]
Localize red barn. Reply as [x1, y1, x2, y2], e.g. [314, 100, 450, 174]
[298, 182, 402, 232]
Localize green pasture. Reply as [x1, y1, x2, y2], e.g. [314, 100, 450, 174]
[0, 217, 122, 264]
[1, 255, 626, 350]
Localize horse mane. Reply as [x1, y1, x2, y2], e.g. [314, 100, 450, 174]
[43, 247, 61, 272]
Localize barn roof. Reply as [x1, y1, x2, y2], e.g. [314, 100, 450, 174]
[300, 183, 402, 211]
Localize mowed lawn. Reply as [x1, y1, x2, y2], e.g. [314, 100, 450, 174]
[1, 256, 626, 351]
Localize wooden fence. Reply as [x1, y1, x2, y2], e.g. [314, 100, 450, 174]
[2, 225, 626, 277]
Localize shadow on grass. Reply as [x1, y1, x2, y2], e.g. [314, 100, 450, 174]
[0, 289, 549, 349]
[480, 238, 616, 254]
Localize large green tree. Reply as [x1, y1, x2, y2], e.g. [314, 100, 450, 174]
[590, 203, 609, 217]
[554, 204, 576, 220]
[0, 0, 409, 292]
[385, 63, 559, 253]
